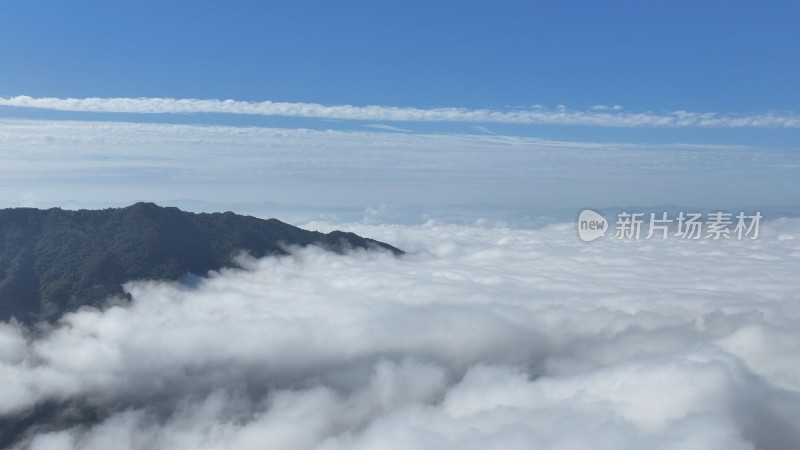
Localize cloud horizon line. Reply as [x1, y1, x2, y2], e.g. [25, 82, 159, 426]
[2, 95, 800, 128]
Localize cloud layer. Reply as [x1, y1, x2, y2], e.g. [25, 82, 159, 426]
[3, 119, 798, 210]
[3, 96, 800, 128]
[2, 218, 800, 449]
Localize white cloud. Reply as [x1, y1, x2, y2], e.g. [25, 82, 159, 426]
[3, 218, 800, 449]
[2, 118, 797, 210]
[1, 95, 799, 128]
[361, 124, 412, 133]
[591, 104, 624, 111]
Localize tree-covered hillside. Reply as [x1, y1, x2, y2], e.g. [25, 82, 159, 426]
[0, 203, 402, 323]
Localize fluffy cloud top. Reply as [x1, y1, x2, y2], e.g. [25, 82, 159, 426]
[2, 218, 800, 449]
[2, 95, 800, 128]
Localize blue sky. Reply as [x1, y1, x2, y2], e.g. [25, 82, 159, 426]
[2, 0, 799, 111]
[0, 1, 798, 213]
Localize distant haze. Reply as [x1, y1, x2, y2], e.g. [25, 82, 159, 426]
[1, 119, 797, 213]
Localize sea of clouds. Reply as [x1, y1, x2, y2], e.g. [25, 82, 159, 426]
[2, 218, 800, 449]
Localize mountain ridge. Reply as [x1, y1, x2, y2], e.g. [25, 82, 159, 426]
[0, 202, 402, 323]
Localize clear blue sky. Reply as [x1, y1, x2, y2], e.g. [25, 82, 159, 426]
[2, 0, 798, 111]
[0, 1, 798, 212]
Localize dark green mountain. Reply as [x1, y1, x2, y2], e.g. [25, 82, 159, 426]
[0, 202, 402, 323]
